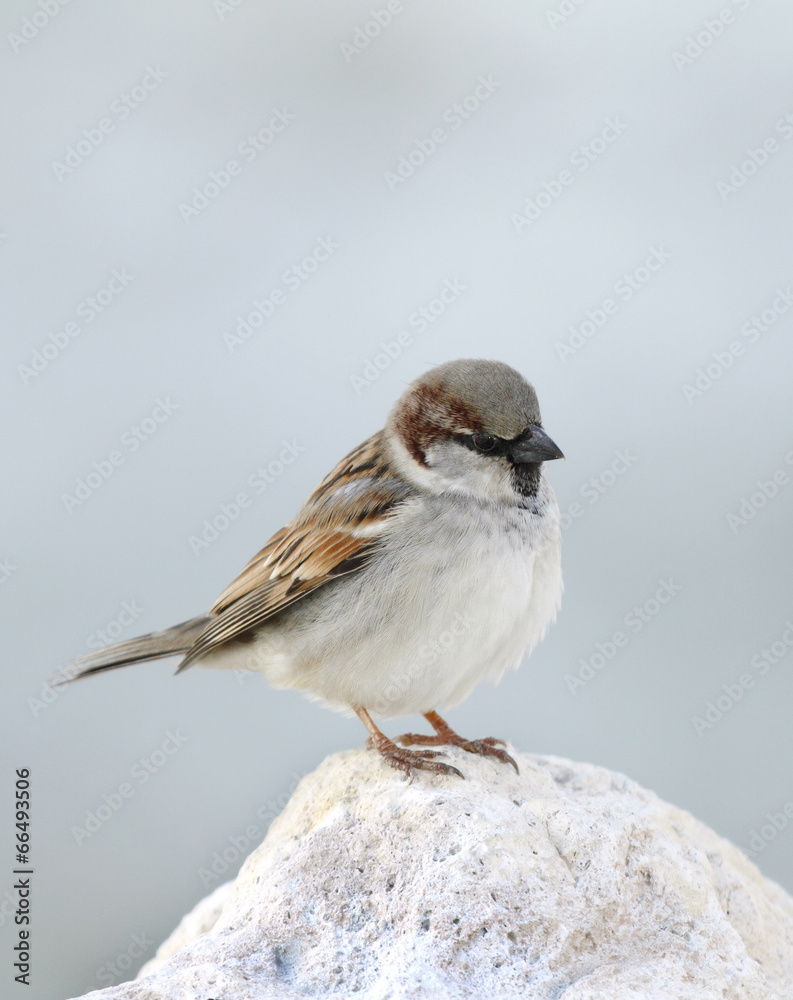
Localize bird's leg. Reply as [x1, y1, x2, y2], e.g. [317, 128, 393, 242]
[397, 709, 519, 773]
[354, 706, 464, 780]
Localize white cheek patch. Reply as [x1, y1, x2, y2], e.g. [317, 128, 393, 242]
[387, 432, 518, 502]
[424, 440, 515, 501]
[386, 432, 445, 493]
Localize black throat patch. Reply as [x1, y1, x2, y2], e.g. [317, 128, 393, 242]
[510, 462, 543, 503]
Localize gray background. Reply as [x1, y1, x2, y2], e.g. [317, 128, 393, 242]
[2, 1, 793, 997]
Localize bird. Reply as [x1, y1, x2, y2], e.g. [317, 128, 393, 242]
[69, 359, 564, 779]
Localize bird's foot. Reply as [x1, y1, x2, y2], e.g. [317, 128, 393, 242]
[396, 711, 519, 774]
[366, 733, 464, 780]
[354, 704, 465, 780]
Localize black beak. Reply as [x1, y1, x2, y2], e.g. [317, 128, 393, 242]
[510, 425, 564, 464]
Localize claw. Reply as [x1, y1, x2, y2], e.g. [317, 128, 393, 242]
[382, 745, 465, 781]
[357, 706, 465, 780]
[460, 739, 519, 774]
[396, 711, 519, 774]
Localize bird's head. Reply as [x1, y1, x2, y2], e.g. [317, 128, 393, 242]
[385, 359, 563, 504]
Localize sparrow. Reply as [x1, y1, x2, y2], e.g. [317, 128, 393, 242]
[70, 359, 564, 779]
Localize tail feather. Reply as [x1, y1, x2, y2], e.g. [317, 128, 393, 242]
[66, 615, 212, 682]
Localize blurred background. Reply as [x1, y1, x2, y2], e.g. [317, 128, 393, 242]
[2, 1, 793, 996]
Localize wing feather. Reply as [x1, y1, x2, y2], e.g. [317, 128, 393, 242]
[178, 431, 410, 669]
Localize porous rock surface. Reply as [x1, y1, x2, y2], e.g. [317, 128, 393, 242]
[72, 747, 793, 999]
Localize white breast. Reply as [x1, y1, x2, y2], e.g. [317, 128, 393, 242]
[233, 478, 562, 719]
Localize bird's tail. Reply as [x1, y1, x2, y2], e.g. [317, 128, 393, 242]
[65, 615, 212, 682]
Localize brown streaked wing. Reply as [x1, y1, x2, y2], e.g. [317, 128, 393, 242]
[177, 431, 410, 670]
[206, 525, 289, 614]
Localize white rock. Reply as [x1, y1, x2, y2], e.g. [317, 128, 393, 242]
[137, 880, 234, 980]
[70, 747, 793, 1000]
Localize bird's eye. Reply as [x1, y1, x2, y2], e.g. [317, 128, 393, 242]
[472, 432, 497, 452]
